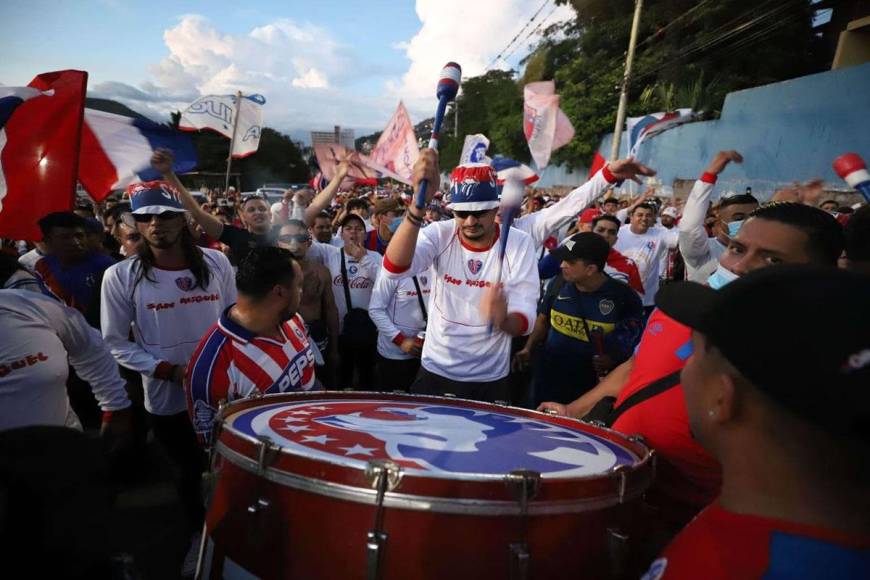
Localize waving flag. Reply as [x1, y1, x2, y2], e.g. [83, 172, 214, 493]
[490, 156, 538, 185]
[626, 109, 695, 158]
[0, 70, 88, 240]
[523, 81, 574, 169]
[179, 93, 265, 158]
[78, 109, 197, 201]
[459, 134, 491, 164]
[368, 101, 419, 185]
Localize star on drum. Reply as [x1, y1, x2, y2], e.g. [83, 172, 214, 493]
[340, 444, 376, 456]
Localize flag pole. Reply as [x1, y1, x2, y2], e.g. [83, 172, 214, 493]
[610, 0, 644, 161]
[224, 90, 242, 193]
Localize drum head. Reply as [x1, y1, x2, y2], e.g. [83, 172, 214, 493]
[222, 395, 639, 481]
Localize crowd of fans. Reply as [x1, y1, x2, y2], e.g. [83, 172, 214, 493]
[1, 147, 868, 578]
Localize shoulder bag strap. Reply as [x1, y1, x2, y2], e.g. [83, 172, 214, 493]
[340, 249, 353, 311]
[607, 370, 682, 426]
[411, 276, 427, 321]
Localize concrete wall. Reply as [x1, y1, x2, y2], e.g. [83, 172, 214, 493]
[596, 62, 870, 200]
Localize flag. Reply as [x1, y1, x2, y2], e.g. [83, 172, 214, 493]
[78, 109, 197, 201]
[588, 151, 607, 178]
[490, 156, 538, 185]
[0, 70, 88, 240]
[459, 134, 491, 164]
[179, 93, 265, 158]
[523, 81, 574, 169]
[626, 109, 695, 158]
[313, 143, 380, 187]
[368, 101, 419, 184]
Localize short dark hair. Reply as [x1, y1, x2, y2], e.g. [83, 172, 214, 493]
[235, 247, 297, 300]
[313, 211, 332, 223]
[104, 202, 131, 223]
[592, 214, 621, 229]
[602, 197, 619, 206]
[38, 212, 87, 237]
[632, 203, 656, 215]
[749, 202, 844, 265]
[820, 199, 838, 207]
[844, 205, 870, 262]
[719, 194, 759, 211]
[346, 198, 370, 213]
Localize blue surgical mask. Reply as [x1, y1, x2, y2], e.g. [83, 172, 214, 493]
[707, 264, 739, 289]
[388, 216, 404, 233]
[726, 219, 744, 238]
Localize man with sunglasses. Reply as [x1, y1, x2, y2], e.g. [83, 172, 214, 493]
[100, 180, 236, 571]
[277, 220, 340, 387]
[679, 151, 759, 282]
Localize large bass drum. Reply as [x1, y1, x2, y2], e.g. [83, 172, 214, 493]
[197, 392, 654, 580]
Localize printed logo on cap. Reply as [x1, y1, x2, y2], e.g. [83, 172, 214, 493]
[449, 164, 499, 206]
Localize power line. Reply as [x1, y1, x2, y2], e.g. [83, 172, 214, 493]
[496, 3, 561, 67]
[485, 0, 552, 71]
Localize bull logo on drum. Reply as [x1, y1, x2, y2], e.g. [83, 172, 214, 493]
[253, 402, 635, 478]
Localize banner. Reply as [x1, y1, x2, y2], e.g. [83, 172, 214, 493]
[523, 81, 574, 169]
[459, 134, 491, 165]
[368, 101, 419, 184]
[79, 109, 197, 201]
[179, 93, 265, 158]
[313, 143, 379, 184]
[0, 70, 88, 240]
[626, 109, 695, 158]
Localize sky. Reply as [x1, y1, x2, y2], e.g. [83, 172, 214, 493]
[0, 0, 575, 140]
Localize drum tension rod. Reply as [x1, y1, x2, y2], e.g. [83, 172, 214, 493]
[505, 469, 541, 580]
[607, 464, 632, 579]
[365, 460, 402, 580]
[247, 436, 279, 519]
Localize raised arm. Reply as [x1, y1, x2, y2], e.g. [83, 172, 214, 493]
[383, 150, 440, 272]
[304, 161, 350, 225]
[151, 149, 225, 240]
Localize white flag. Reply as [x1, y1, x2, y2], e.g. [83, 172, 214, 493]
[179, 93, 266, 158]
[523, 81, 574, 169]
[459, 134, 491, 164]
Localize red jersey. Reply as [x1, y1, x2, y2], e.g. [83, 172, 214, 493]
[611, 309, 721, 521]
[185, 307, 317, 442]
[645, 503, 870, 579]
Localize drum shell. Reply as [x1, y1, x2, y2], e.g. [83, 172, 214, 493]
[198, 392, 653, 580]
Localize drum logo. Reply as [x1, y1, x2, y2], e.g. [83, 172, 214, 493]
[238, 401, 635, 478]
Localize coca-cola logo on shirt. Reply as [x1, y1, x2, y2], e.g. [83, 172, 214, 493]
[333, 275, 373, 289]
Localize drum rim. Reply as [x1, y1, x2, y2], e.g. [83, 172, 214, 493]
[216, 391, 652, 482]
[215, 438, 650, 515]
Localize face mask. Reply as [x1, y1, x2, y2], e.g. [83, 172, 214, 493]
[707, 264, 739, 290]
[726, 219, 743, 238]
[388, 216, 403, 233]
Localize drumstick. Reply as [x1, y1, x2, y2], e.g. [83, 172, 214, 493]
[415, 62, 462, 210]
[488, 175, 524, 333]
[590, 327, 607, 380]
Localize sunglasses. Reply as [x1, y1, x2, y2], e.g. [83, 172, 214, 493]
[278, 234, 311, 243]
[453, 209, 491, 219]
[132, 212, 181, 223]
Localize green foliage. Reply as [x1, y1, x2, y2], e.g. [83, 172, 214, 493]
[450, 0, 823, 168]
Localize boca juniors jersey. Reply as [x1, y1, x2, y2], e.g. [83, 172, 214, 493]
[185, 308, 318, 441]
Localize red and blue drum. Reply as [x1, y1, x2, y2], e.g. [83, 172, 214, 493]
[197, 392, 654, 580]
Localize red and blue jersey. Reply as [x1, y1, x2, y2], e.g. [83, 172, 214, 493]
[645, 503, 870, 579]
[185, 307, 318, 442]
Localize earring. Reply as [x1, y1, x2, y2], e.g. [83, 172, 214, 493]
[708, 410, 715, 418]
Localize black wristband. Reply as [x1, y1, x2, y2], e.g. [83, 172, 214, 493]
[405, 212, 423, 226]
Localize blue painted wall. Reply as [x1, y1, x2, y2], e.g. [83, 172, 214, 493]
[597, 62, 870, 199]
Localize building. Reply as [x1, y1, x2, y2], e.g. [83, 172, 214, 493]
[311, 126, 355, 150]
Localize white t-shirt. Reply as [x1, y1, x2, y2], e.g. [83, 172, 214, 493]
[678, 177, 723, 282]
[382, 220, 539, 382]
[100, 248, 237, 415]
[0, 290, 130, 431]
[614, 224, 679, 306]
[310, 241, 380, 333]
[368, 264, 433, 360]
[513, 168, 615, 251]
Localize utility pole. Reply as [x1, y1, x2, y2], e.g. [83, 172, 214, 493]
[454, 101, 459, 138]
[610, 0, 644, 161]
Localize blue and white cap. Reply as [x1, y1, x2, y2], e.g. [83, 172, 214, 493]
[447, 163, 500, 211]
[127, 180, 186, 214]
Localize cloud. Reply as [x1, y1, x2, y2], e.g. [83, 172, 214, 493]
[88, 14, 396, 134]
[389, 0, 575, 118]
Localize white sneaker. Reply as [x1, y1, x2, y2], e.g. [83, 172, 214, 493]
[181, 531, 203, 578]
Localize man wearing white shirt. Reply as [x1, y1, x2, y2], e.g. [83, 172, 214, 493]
[678, 151, 759, 282]
[614, 203, 679, 314]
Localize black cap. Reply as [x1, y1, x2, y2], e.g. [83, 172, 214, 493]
[550, 232, 610, 270]
[656, 265, 870, 439]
